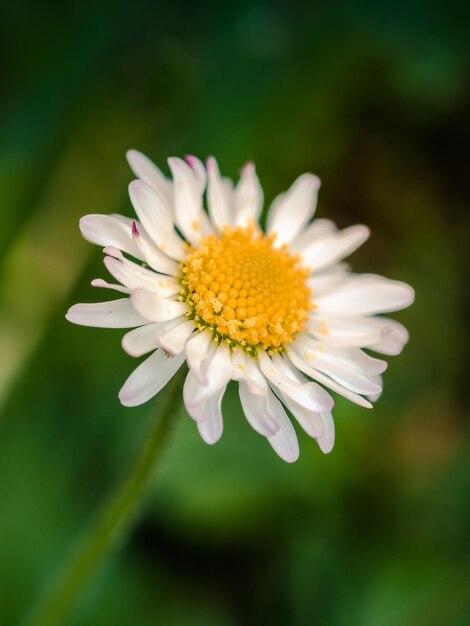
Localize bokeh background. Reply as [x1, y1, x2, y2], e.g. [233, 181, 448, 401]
[1, 1, 469, 624]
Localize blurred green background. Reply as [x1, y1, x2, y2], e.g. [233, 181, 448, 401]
[1, 1, 469, 624]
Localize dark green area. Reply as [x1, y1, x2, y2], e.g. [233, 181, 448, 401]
[0, 0, 469, 624]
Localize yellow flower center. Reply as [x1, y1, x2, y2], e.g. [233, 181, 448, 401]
[180, 227, 312, 353]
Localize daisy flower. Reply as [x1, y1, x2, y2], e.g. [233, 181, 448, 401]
[66, 152, 414, 462]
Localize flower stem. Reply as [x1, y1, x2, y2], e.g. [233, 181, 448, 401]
[25, 367, 186, 626]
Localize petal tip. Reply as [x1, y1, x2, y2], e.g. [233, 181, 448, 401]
[65, 305, 80, 324]
[118, 391, 133, 407]
[118, 385, 142, 407]
[128, 178, 149, 200]
[126, 149, 139, 164]
[241, 161, 255, 174]
[318, 441, 334, 454]
[121, 336, 139, 358]
[405, 284, 416, 306]
[303, 172, 321, 189]
[167, 156, 184, 170]
[206, 156, 216, 170]
[103, 245, 122, 259]
[78, 214, 92, 233]
[276, 446, 300, 463]
[199, 432, 222, 446]
[131, 220, 140, 238]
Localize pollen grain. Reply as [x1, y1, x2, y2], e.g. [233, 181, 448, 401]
[180, 227, 312, 353]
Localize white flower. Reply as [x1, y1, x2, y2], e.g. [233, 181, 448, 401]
[66, 151, 414, 462]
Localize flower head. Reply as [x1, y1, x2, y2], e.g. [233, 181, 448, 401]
[66, 151, 414, 462]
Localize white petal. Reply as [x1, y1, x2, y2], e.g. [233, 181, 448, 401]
[196, 387, 225, 445]
[315, 274, 415, 315]
[267, 173, 320, 246]
[126, 150, 173, 211]
[119, 349, 185, 407]
[187, 386, 225, 445]
[168, 157, 213, 245]
[131, 221, 179, 276]
[316, 359, 381, 395]
[231, 350, 267, 396]
[266, 330, 380, 413]
[290, 218, 337, 253]
[183, 365, 227, 444]
[268, 354, 328, 439]
[317, 412, 335, 454]
[185, 155, 207, 191]
[230, 347, 247, 382]
[286, 348, 372, 408]
[157, 319, 195, 355]
[294, 334, 388, 375]
[128, 180, 185, 260]
[270, 352, 309, 383]
[270, 351, 334, 452]
[275, 391, 324, 439]
[307, 265, 349, 297]
[131, 288, 188, 322]
[103, 248, 180, 296]
[79, 214, 142, 259]
[183, 369, 204, 420]
[91, 278, 130, 294]
[367, 320, 409, 355]
[206, 157, 234, 230]
[234, 162, 263, 228]
[239, 381, 279, 437]
[258, 350, 334, 413]
[66, 299, 147, 328]
[109, 214, 135, 228]
[301, 225, 370, 272]
[368, 375, 383, 402]
[308, 314, 409, 355]
[186, 342, 232, 407]
[290, 338, 383, 396]
[122, 319, 184, 357]
[265, 389, 299, 463]
[185, 331, 213, 385]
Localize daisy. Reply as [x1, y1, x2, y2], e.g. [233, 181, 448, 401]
[66, 152, 414, 462]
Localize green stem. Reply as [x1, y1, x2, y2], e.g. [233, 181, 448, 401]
[26, 367, 186, 626]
